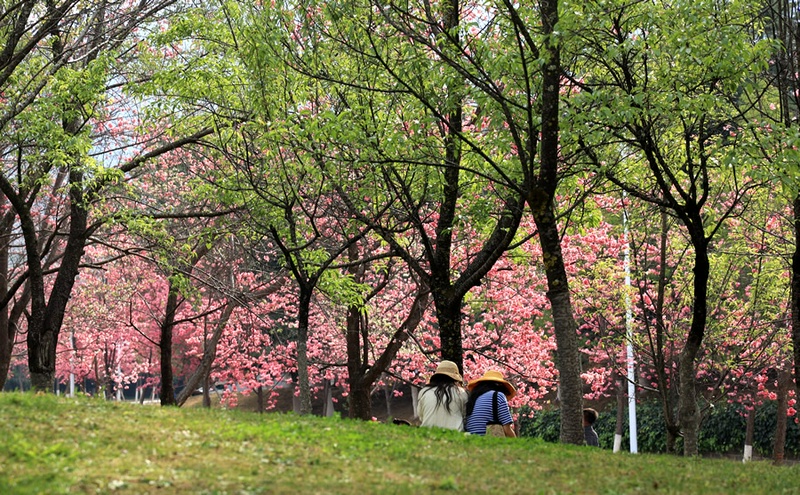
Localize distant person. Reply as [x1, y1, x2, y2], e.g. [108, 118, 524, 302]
[417, 360, 468, 431]
[583, 408, 599, 447]
[464, 370, 517, 437]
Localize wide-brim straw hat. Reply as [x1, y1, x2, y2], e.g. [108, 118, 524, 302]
[466, 369, 517, 399]
[429, 360, 463, 384]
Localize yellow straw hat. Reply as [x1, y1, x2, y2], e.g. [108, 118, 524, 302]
[429, 360, 463, 384]
[466, 369, 517, 399]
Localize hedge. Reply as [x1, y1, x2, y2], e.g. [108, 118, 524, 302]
[518, 399, 800, 458]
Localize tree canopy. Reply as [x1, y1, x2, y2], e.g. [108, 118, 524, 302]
[1, 0, 798, 455]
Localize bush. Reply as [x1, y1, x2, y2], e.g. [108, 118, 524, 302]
[697, 403, 746, 455]
[518, 407, 560, 443]
[519, 399, 800, 458]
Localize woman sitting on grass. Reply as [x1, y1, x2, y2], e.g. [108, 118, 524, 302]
[417, 360, 468, 431]
[464, 370, 517, 437]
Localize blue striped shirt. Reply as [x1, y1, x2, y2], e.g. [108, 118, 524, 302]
[465, 391, 513, 435]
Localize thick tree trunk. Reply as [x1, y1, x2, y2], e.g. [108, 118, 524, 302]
[774, 369, 792, 465]
[344, 242, 371, 420]
[533, 0, 583, 446]
[159, 288, 180, 406]
[29, 268, 83, 391]
[665, 423, 680, 454]
[434, 296, 464, 372]
[531, 198, 584, 445]
[678, 243, 709, 456]
[28, 165, 90, 391]
[28, 330, 56, 392]
[346, 296, 373, 420]
[256, 385, 264, 413]
[430, 0, 464, 375]
[0, 206, 12, 391]
[296, 289, 313, 415]
[203, 374, 212, 408]
[348, 377, 372, 420]
[677, 345, 700, 455]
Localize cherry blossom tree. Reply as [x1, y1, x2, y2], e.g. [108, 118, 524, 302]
[0, 0, 226, 391]
[239, 0, 592, 443]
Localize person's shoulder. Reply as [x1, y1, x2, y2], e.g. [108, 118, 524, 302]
[496, 391, 509, 402]
[418, 387, 434, 402]
[473, 392, 494, 407]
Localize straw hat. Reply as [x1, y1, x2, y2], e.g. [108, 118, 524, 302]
[429, 360, 463, 384]
[466, 369, 517, 399]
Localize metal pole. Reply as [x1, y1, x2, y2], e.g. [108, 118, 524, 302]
[69, 330, 76, 397]
[623, 199, 638, 454]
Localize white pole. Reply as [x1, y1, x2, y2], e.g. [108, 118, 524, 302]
[623, 198, 638, 454]
[69, 330, 76, 398]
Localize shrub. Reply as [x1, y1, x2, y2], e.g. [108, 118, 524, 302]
[519, 399, 799, 458]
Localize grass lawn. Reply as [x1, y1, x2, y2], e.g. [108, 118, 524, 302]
[0, 392, 797, 494]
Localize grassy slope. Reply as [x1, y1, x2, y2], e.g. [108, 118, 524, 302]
[0, 393, 797, 495]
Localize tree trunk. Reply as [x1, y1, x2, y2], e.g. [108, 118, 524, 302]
[159, 287, 180, 406]
[256, 385, 264, 413]
[411, 386, 419, 419]
[614, 376, 625, 452]
[346, 298, 373, 420]
[652, 207, 682, 455]
[28, 165, 90, 391]
[531, 198, 584, 445]
[296, 288, 313, 415]
[678, 242, 710, 456]
[344, 239, 431, 420]
[531, 0, 583, 446]
[0, 202, 12, 391]
[93, 356, 101, 397]
[348, 377, 372, 420]
[677, 347, 700, 455]
[430, 0, 464, 375]
[202, 373, 211, 408]
[774, 369, 792, 465]
[665, 425, 679, 454]
[176, 299, 234, 407]
[434, 296, 464, 372]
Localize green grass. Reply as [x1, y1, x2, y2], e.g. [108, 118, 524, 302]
[0, 393, 797, 494]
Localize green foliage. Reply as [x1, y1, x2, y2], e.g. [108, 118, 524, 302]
[698, 403, 746, 455]
[318, 269, 367, 310]
[518, 406, 561, 442]
[636, 400, 676, 453]
[520, 399, 800, 458]
[2, 393, 800, 495]
[752, 401, 800, 457]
